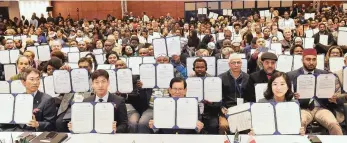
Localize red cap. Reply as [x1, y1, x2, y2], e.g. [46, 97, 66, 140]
[302, 49, 317, 57]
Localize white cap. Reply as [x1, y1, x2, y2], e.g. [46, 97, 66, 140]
[207, 42, 215, 50]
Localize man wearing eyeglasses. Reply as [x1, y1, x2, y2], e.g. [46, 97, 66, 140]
[0, 68, 56, 131]
[148, 77, 205, 134]
[218, 53, 249, 134]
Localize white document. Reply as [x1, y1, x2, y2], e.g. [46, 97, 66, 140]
[128, 57, 142, 75]
[202, 57, 216, 76]
[204, 77, 222, 102]
[186, 78, 204, 101]
[344, 68, 347, 93]
[260, 10, 265, 17]
[305, 30, 314, 38]
[142, 56, 156, 64]
[276, 55, 293, 73]
[68, 63, 79, 69]
[153, 38, 167, 58]
[95, 54, 105, 64]
[53, 70, 72, 94]
[0, 50, 10, 64]
[116, 69, 133, 93]
[319, 35, 328, 45]
[176, 98, 198, 129]
[106, 70, 117, 93]
[27, 46, 38, 60]
[270, 43, 282, 55]
[198, 8, 203, 14]
[94, 103, 114, 133]
[79, 52, 90, 59]
[223, 9, 228, 16]
[39, 78, 44, 93]
[338, 31, 347, 46]
[186, 57, 197, 76]
[119, 57, 128, 66]
[297, 74, 315, 99]
[329, 57, 344, 72]
[275, 102, 301, 135]
[0, 81, 10, 93]
[218, 33, 225, 41]
[202, 8, 207, 14]
[217, 59, 229, 76]
[43, 76, 59, 97]
[304, 13, 315, 20]
[153, 98, 176, 128]
[212, 13, 218, 20]
[316, 74, 336, 98]
[156, 64, 174, 88]
[30, 35, 38, 41]
[71, 102, 94, 133]
[293, 55, 303, 70]
[4, 36, 14, 40]
[339, 27, 347, 31]
[316, 54, 325, 70]
[10, 80, 25, 94]
[61, 48, 70, 54]
[9, 50, 20, 64]
[37, 45, 51, 61]
[241, 59, 248, 73]
[4, 64, 17, 81]
[140, 64, 156, 88]
[68, 52, 80, 63]
[251, 103, 276, 135]
[14, 94, 33, 124]
[166, 36, 181, 57]
[304, 38, 314, 49]
[255, 83, 268, 102]
[228, 111, 252, 133]
[0, 94, 14, 123]
[97, 64, 112, 70]
[93, 49, 103, 55]
[71, 69, 90, 92]
[208, 12, 214, 19]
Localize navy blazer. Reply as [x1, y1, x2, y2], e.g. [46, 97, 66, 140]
[83, 93, 128, 133]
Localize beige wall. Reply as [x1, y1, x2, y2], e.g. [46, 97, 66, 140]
[0, 1, 20, 20]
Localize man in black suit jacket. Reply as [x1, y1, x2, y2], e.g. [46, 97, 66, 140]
[76, 69, 128, 133]
[0, 68, 56, 132]
[243, 52, 278, 102]
[286, 49, 343, 135]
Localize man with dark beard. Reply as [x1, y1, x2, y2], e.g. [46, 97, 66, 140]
[287, 49, 343, 135]
[190, 58, 210, 77]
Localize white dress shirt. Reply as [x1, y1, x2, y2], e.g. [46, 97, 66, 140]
[95, 92, 109, 102]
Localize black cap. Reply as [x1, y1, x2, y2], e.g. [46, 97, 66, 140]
[261, 52, 278, 61]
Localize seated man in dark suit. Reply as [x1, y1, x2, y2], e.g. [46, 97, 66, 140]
[148, 77, 205, 134]
[68, 69, 128, 133]
[0, 68, 56, 132]
[287, 49, 344, 135]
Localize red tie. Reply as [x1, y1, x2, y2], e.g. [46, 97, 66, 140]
[267, 75, 271, 80]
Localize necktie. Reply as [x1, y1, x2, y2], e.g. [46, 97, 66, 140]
[266, 74, 271, 80]
[98, 99, 104, 102]
[308, 72, 312, 74]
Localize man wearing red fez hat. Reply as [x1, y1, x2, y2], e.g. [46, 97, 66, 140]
[287, 49, 343, 135]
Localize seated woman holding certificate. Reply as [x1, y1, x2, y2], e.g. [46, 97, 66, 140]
[251, 72, 305, 135]
[148, 77, 205, 134]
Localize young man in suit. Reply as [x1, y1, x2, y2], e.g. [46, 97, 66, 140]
[0, 68, 56, 131]
[287, 49, 343, 135]
[78, 69, 128, 133]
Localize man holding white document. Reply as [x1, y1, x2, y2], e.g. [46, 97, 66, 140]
[0, 68, 56, 131]
[68, 69, 128, 133]
[287, 49, 344, 135]
[219, 54, 249, 134]
[313, 23, 335, 54]
[148, 77, 205, 134]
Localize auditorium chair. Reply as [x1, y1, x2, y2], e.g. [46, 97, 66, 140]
[306, 103, 347, 135]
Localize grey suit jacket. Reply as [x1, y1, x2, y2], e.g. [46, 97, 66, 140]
[0, 91, 56, 132]
[57, 92, 93, 116]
